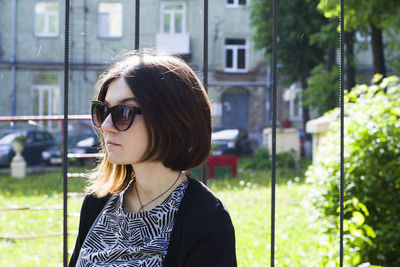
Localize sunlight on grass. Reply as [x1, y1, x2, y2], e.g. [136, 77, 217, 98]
[0, 165, 322, 266]
[208, 170, 321, 267]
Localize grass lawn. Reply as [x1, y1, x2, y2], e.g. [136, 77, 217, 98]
[0, 164, 322, 266]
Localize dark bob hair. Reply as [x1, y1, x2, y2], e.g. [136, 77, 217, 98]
[88, 51, 212, 196]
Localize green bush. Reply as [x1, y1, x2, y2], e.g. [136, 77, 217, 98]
[240, 147, 271, 170]
[240, 147, 298, 170]
[276, 151, 296, 169]
[305, 75, 400, 266]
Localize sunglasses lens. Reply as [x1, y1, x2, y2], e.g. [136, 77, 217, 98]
[91, 102, 107, 127]
[91, 101, 139, 131]
[113, 106, 135, 131]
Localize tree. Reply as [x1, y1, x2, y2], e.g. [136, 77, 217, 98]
[318, 0, 400, 78]
[302, 64, 339, 116]
[306, 18, 356, 115]
[250, 0, 329, 138]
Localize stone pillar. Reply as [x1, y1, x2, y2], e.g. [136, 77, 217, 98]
[11, 141, 26, 178]
[262, 127, 300, 158]
[305, 116, 332, 166]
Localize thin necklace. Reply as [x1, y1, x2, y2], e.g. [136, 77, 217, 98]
[134, 171, 181, 213]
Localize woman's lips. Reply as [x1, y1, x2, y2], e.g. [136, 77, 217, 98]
[106, 141, 121, 147]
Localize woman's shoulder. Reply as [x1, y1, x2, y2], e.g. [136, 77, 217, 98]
[186, 177, 225, 207]
[80, 193, 113, 219]
[183, 177, 232, 224]
[82, 193, 112, 207]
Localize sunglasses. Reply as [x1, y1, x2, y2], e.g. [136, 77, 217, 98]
[91, 100, 142, 131]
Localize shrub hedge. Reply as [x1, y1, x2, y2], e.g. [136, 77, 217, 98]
[240, 147, 297, 170]
[305, 75, 400, 266]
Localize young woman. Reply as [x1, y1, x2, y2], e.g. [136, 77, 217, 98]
[69, 52, 237, 267]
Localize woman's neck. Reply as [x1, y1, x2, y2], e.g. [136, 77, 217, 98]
[124, 161, 185, 212]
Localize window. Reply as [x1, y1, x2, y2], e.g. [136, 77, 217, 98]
[98, 2, 123, 38]
[35, 2, 59, 37]
[32, 72, 60, 130]
[34, 132, 45, 142]
[289, 89, 303, 121]
[226, 0, 247, 8]
[224, 38, 248, 72]
[160, 2, 186, 34]
[284, 84, 303, 121]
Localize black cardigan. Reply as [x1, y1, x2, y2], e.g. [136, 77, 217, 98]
[69, 177, 237, 267]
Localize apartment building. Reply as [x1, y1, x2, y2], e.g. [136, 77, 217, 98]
[0, 0, 272, 143]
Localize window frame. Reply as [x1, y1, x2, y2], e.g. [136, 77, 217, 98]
[226, 0, 248, 8]
[289, 88, 303, 121]
[97, 2, 123, 39]
[224, 38, 249, 73]
[31, 72, 60, 130]
[160, 2, 187, 34]
[34, 2, 59, 38]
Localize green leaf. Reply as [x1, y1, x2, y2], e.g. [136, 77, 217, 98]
[352, 252, 362, 265]
[364, 225, 376, 238]
[357, 202, 370, 217]
[352, 211, 365, 226]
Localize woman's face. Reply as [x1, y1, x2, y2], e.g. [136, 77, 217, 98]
[101, 78, 148, 165]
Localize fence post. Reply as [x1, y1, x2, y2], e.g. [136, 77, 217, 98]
[63, 0, 71, 266]
[270, 0, 278, 265]
[135, 0, 140, 50]
[339, 0, 345, 266]
[202, 0, 209, 185]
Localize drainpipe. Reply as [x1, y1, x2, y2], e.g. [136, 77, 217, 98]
[265, 65, 271, 127]
[70, 0, 76, 116]
[212, 16, 221, 72]
[83, 0, 88, 82]
[10, 0, 17, 116]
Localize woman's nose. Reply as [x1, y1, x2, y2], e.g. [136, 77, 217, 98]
[101, 114, 117, 133]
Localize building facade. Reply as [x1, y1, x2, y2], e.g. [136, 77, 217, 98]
[0, 0, 271, 143]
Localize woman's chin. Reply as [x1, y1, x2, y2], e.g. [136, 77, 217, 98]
[107, 153, 125, 165]
[107, 155, 135, 166]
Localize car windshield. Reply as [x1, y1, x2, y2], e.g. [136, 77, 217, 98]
[0, 132, 24, 145]
[212, 129, 239, 140]
[76, 136, 95, 147]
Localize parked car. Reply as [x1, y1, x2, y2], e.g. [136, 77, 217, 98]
[0, 127, 57, 167]
[42, 130, 101, 166]
[211, 128, 257, 156]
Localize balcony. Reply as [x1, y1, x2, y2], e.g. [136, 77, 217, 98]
[155, 33, 190, 55]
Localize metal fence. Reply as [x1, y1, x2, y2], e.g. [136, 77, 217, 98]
[1, 0, 346, 266]
[0, 115, 94, 252]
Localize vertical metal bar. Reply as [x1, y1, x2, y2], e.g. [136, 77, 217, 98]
[63, 0, 71, 266]
[271, 0, 278, 266]
[135, 0, 140, 50]
[11, 0, 17, 116]
[203, 0, 208, 93]
[202, 0, 209, 185]
[339, 0, 345, 266]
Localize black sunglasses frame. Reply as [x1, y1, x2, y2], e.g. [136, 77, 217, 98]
[91, 100, 142, 131]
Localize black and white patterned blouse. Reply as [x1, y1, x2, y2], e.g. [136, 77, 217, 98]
[76, 179, 188, 267]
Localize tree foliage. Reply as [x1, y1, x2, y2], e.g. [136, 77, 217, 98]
[385, 29, 400, 73]
[305, 75, 400, 265]
[250, 0, 328, 84]
[301, 64, 339, 116]
[318, 0, 400, 77]
[318, 0, 400, 31]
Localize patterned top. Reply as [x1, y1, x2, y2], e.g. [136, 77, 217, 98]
[76, 179, 188, 267]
